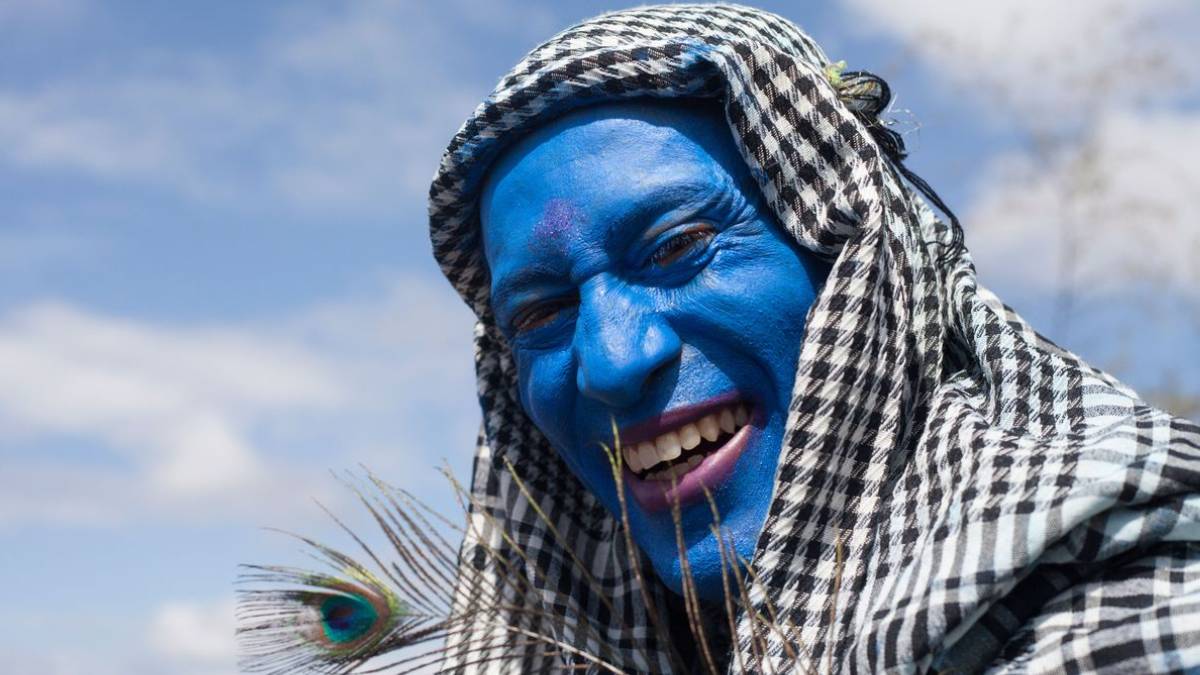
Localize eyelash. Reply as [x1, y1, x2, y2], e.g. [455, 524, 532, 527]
[512, 294, 578, 334]
[648, 223, 716, 267]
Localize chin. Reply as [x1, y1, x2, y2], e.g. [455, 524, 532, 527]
[637, 460, 781, 604]
[562, 390, 788, 602]
[651, 528, 756, 604]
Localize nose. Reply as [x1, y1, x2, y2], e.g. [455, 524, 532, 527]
[573, 277, 682, 408]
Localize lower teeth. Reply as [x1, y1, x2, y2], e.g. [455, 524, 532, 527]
[647, 454, 705, 481]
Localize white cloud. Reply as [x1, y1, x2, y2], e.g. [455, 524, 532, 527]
[0, 90, 174, 177]
[0, 74, 251, 199]
[149, 598, 237, 671]
[959, 106, 1200, 404]
[841, 0, 1200, 400]
[0, 654, 124, 675]
[842, 0, 1198, 123]
[967, 108, 1200, 298]
[0, 273, 477, 527]
[1, 599, 238, 675]
[0, 301, 340, 496]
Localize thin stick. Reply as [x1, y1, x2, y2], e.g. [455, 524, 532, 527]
[702, 487, 747, 675]
[735, 554, 815, 672]
[826, 533, 844, 675]
[445, 467, 619, 665]
[599, 417, 685, 670]
[500, 456, 631, 636]
[669, 472, 720, 675]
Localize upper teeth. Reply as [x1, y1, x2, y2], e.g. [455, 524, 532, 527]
[622, 403, 750, 475]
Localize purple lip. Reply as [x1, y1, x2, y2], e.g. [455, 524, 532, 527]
[617, 391, 743, 447]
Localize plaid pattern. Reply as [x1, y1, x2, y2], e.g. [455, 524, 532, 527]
[427, 5, 1200, 673]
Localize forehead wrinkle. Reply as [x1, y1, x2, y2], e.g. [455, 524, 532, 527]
[601, 178, 720, 249]
[609, 146, 745, 244]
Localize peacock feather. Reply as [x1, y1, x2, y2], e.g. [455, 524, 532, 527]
[237, 446, 832, 673]
[237, 472, 485, 673]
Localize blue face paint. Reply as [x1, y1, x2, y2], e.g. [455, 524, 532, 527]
[480, 100, 828, 603]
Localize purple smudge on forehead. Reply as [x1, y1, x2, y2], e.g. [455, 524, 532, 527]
[531, 199, 581, 255]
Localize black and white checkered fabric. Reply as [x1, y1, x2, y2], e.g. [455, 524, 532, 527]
[427, 5, 1200, 673]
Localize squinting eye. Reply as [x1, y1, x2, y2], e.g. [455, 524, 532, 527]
[648, 223, 716, 267]
[512, 295, 577, 334]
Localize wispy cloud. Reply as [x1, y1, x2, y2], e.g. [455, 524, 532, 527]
[967, 109, 1200, 296]
[4, 596, 238, 675]
[843, 0, 1200, 302]
[843, 0, 1198, 123]
[0, 1, 561, 212]
[0, 273, 476, 527]
[149, 598, 237, 675]
[0, 229, 96, 274]
[0, 301, 339, 493]
[0, 0, 85, 26]
[842, 0, 1200, 402]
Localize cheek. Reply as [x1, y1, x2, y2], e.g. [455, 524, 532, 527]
[518, 349, 577, 447]
[518, 349, 617, 506]
[685, 245, 818, 379]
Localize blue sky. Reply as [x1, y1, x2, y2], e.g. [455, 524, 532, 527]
[2, 1, 1197, 672]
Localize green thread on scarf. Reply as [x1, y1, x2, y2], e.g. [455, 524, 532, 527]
[824, 59, 848, 87]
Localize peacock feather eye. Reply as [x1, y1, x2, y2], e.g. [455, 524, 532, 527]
[319, 593, 379, 645]
[238, 474, 527, 674]
[294, 573, 402, 654]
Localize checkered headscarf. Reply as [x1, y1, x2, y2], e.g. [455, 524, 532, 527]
[428, 5, 1200, 672]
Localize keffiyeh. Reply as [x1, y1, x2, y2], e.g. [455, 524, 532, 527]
[427, 5, 1200, 672]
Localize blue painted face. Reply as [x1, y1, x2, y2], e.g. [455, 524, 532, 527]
[480, 100, 827, 603]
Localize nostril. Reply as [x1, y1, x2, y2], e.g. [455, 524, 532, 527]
[646, 358, 677, 392]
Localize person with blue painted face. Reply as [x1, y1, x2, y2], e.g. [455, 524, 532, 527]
[480, 99, 828, 608]
[423, 5, 1200, 673]
[238, 5, 1200, 674]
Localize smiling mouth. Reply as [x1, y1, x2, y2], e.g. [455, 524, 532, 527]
[621, 400, 751, 482]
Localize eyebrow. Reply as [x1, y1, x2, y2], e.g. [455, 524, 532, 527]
[491, 263, 561, 316]
[604, 180, 717, 247]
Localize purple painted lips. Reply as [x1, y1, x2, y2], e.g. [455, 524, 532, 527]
[618, 392, 756, 512]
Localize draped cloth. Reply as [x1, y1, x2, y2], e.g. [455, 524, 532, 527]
[427, 5, 1200, 672]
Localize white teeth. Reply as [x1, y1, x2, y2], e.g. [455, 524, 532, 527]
[679, 423, 701, 450]
[628, 404, 751, 478]
[656, 431, 682, 463]
[624, 444, 642, 473]
[718, 408, 736, 434]
[637, 442, 658, 471]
